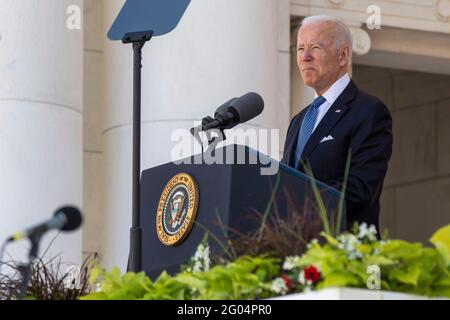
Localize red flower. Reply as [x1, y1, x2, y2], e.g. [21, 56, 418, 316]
[303, 266, 321, 283]
[281, 273, 293, 290]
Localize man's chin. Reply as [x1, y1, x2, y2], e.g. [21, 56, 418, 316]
[301, 78, 316, 88]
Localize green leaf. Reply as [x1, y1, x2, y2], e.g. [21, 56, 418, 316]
[365, 255, 396, 266]
[430, 224, 450, 267]
[80, 292, 108, 300]
[380, 240, 423, 260]
[430, 287, 450, 298]
[302, 163, 331, 234]
[436, 276, 450, 286]
[319, 271, 360, 288]
[88, 265, 104, 284]
[356, 243, 373, 255]
[389, 263, 421, 286]
[176, 273, 206, 289]
[320, 232, 339, 247]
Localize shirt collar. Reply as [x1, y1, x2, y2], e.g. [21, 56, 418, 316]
[314, 73, 351, 106]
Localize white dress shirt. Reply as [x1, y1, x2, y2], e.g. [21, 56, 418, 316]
[312, 73, 351, 132]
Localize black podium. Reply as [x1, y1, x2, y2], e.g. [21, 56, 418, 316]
[140, 144, 344, 278]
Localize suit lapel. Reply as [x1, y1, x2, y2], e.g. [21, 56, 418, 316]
[300, 80, 358, 162]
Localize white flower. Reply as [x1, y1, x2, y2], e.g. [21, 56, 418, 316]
[191, 241, 211, 272]
[192, 261, 202, 273]
[358, 222, 368, 237]
[338, 234, 360, 250]
[367, 225, 378, 241]
[283, 256, 300, 271]
[298, 270, 314, 290]
[271, 277, 288, 295]
[338, 233, 362, 260]
[357, 223, 377, 242]
[298, 270, 305, 285]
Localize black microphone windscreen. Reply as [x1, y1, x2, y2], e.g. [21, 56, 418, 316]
[229, 92, 264, 123]
[54, 206, 83, 231]
[215, 97, 237, 117]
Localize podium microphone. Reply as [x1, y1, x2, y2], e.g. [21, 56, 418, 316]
[201, 92, 264, 131]
[190, 92, 264, 148]
[6, 206, 83, 243]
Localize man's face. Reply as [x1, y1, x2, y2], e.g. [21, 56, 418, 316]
[297, 22, 346, 93]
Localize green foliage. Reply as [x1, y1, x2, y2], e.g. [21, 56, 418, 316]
[430, 224, 450, 267]
[82, 267, 152, 300]
[82, 255, 280, 300]
[81, 225, 450, 300]
[294, 225, 450, 298]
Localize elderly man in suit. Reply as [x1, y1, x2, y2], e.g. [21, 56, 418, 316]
[282, 15, 393, 231]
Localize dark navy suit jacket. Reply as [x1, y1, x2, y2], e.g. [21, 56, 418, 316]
[281, 80, 393, 231]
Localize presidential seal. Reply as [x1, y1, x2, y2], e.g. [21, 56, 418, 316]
[156, 173, 199, 246]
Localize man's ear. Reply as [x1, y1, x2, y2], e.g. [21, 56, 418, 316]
[339, 46, 350, 67]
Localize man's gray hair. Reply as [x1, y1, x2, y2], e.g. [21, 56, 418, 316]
[300, 15, 353, 62]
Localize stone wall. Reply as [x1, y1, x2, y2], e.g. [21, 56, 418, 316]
[353, 64, 450, 244]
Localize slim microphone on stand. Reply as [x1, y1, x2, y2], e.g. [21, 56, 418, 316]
[1, 206, 83, 300]
[6, 206, 82, 243]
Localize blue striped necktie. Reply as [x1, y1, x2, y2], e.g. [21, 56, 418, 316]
[294, 96, 326, 167]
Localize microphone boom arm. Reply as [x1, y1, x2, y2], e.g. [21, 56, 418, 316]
[190, 116, 227, 150]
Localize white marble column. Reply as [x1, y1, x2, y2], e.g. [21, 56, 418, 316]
[0, 0, 83, 264]
[82, 0, 105, 259]
[102, 0, 290, 269]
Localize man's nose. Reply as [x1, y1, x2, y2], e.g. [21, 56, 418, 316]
[300, 49, 313, 61]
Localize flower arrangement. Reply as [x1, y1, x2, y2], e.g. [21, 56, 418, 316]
[270, 223, 450, 298]
[81, 223, 450, 300]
